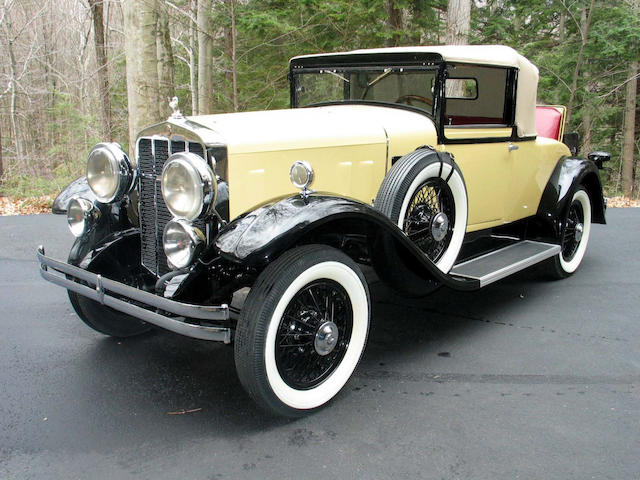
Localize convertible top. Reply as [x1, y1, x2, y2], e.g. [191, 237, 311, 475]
[291, 45, 539, 138]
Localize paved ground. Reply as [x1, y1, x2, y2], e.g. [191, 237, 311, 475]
[0, 210, 638, 479]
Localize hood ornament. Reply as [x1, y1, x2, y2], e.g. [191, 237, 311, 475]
[168, 96, 184, 120]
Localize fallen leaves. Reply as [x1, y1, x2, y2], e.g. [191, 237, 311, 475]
[606, 196, 640, 208]
[0, 195, 56, 216]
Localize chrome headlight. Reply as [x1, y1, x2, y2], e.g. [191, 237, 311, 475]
[66, 197, 100, 237]
[86, 143, 133, 203]
[163, 219, 205, 270]
[161, 152, 216, 221]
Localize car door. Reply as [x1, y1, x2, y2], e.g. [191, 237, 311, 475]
[438, 64, 516, 232]
[442, 130, 513, 231]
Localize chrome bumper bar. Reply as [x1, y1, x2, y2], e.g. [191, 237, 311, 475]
[36, 246, 232, 343]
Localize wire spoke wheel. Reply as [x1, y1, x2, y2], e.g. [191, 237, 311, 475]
[544, 187, 592, 279]
[403, 178, 455, 262]
[234, 245, 369, 416]
[275, 280, 353, 390]
[561, 199, 584, 262]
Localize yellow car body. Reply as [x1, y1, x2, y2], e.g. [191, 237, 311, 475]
[190, 105, 570, 232]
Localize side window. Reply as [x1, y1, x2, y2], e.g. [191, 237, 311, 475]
[444, 65, 512, 127]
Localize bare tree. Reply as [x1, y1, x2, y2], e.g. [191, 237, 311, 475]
[563, 0, 596, 128]
[226, 0, 238, 111]
[621, 0, 639, 197]
[190, 0, 198, 114]
[88, 0, 112, 140]
[157, 3, 175, 101]
[123, 0, 162, 154]
[197, 0, 214, 113]
[446, 0, 471, 45]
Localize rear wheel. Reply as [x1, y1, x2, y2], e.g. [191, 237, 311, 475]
[545, 187, 592, 279]
[234, 245, 370, 417]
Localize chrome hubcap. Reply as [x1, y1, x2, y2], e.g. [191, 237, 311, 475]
[314, 321, 339, 356]
[574, 223, 584, 243]
[430, 212, 449, 242]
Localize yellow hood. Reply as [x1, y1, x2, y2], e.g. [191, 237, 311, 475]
[188, 104, 436, 155]
[189, 105, 437, 218]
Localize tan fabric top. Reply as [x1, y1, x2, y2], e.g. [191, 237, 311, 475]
[292, 45, 539, 138]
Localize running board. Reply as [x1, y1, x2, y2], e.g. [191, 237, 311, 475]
[450, 240, 561, 287]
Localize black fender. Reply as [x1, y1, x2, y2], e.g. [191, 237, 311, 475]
[68, 200, 134, 267]
[52, 176, 97, 214]
[535, 157, 606, 242]
[214, 194, 479, 291]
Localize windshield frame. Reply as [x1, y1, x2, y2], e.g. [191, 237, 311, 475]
[289, 52, 445, 121]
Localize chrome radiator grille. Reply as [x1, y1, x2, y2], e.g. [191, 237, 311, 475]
[138, 138, 206, 276]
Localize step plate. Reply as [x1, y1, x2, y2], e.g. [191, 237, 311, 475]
[451, 240, 561, 287]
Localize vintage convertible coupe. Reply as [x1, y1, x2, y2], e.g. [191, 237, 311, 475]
[38, 45, 608, 416]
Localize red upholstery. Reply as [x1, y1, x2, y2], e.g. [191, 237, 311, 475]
[536, 106, 562, 140]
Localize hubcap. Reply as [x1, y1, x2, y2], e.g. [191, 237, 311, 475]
[314, 321, 339, 356]
[403, 177, 455, 262]
[275, 279, 353, 389]
[574, 223, 584, 243]
[430, 212, 449, 242]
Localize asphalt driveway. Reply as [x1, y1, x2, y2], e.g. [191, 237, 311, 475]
[0, 210, 638, 479]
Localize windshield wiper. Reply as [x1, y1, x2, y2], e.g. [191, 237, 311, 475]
[319, 69, 350, 83]
[366, 68, 392, 88]
[361, 68, 393, 100]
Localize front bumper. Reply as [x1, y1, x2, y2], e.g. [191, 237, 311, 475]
[37, 246, 232, 343]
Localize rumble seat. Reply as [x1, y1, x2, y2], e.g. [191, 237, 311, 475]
[536, 106, 563, 141]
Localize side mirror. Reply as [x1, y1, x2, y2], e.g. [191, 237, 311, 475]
[588, 151, 611, 170]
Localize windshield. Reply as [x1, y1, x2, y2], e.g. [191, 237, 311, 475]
[293, 67, 437, 115]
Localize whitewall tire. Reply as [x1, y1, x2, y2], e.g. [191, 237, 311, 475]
[546, 187, 592, 278]
[234, 245, 370, 417]
[375, 149, 468, 274]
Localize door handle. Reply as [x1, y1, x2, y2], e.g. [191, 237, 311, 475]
[508, 143, 519, 152]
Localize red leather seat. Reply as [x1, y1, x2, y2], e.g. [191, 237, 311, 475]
[536, 106, 563, 140]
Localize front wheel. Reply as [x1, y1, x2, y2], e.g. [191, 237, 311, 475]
[68, 291, 151, 338]
[545, 187, 592, 279]
[234, 245, 370, 417]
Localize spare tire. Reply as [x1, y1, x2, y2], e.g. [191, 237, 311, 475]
[375, 148, 468, 274]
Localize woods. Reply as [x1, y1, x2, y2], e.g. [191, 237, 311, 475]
[0, 0, 638, 199]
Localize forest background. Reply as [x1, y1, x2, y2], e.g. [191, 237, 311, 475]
[0, 0, 638, 212]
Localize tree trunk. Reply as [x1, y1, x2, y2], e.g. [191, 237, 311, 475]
[225, 0, 238, 111]
[7, 37, 24, 164]
[88, 0, 112, 141]
[0, 121, 4, 182]
[621, 61, 638, 198]
[190, 0, 198, 114]
[123, 0, 162, 158]
[387, 1, 403, 47]
[564, 0, 595, 128]
[445, 0, 471, 45]
[558, 11, 566, 43]
[197, 0, 215, 114]
[156, 5, 175, 102]
[582, 64, 592, 155]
